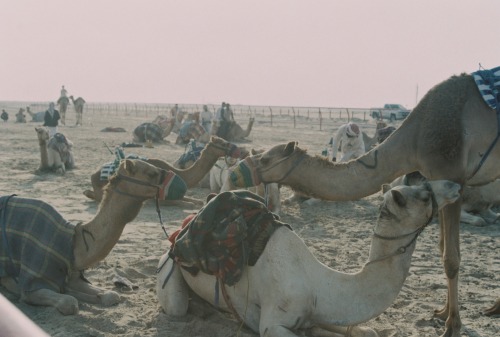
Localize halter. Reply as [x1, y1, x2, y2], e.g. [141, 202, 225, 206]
[258, 149, 307, 184]
[113, 169, 170, 238]
[366, 183, 437, 266]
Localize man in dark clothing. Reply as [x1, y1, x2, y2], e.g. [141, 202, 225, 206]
[43, 102, 60, 137]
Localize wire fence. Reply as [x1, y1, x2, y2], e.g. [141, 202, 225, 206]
[1, 101, 376, 131]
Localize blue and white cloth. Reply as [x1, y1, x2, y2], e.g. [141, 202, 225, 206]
[472, 66, 500, 111]
[100, 147, 148, 181]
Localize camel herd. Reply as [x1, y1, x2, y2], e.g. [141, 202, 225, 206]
[1, 67, 500, 337]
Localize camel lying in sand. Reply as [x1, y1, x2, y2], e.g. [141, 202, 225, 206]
[157, 181, 460, 337]
[0, 159, 186, 315]
[26, 107, 45, 122]
[35, 127, 75, 174]
[228, 67, 500, 336]
[212, 117, 255, 142]
[209, 153, 281, 214]
[83, 136, 248, 207]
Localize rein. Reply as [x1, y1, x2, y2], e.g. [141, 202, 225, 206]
[366, 183, 437, 266]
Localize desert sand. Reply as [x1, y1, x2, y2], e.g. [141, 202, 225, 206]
[0, 107, 498, 337]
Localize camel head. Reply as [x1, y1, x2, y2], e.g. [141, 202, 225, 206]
[35, 127, 50, 142]
[375, 181, 460, 240]
[208, 136, 250, 159]
[230, 141, 306, 188]
[105, 159, 187, 201]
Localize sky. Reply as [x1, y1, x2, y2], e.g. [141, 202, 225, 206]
[1, 0, 499, 109]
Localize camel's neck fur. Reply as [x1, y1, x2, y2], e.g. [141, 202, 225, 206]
[243, 118, 254, 138]
[72, 184, 144, 270]
[37, 130, 50, 169]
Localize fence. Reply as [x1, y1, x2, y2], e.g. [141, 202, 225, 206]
[0, 101, 375, 131]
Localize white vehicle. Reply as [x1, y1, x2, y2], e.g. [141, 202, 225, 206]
[370, 103, 411, 121]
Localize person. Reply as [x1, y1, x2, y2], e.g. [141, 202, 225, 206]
[169, 104, 179, 118]
[43, 102, 60, 137]
[216, 102, 234, 139]
[1, 109, 8, 122]
[15, 108, 26, 123]
[60, 85, 67, 98]
[200, 105, 213, 133]
[329, 122, 365, 162]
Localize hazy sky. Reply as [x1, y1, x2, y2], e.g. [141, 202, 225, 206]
[1, 0, 499, 108]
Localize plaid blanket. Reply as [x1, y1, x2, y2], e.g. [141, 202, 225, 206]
[170, 190, 290, 286]
[176, 140, 205, 168]
[133, 122, 164, 142]
[100, 147, 148, 181]
[472, 66, 500, 112]
[0, 195, 75, 293]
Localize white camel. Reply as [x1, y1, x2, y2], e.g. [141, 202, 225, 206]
[35, 127, 75, 174]
[157, 180, 460, 337]
[211, 150, 281, 215]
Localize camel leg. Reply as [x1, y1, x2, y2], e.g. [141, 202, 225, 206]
[478, 208, 500, 224]
[459, 209, 486, 227]
[83, 171, 105, 201]
[65, 272, 120, 307]
[434, 201, 462, 337]
[483, 298, 500, 316]
[22, 288, 79, 315]
[156, 254, 189, 316]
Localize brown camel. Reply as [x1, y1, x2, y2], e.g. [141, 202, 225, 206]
[83, 136, 249, 206]
[35, 127, 75, 174]
[0, 159, 184, 315]
[229, 70, 500, 336]
[69, 96, 85, 126]
[212, 117, 255, 142]
[56, 96, 70, 125]
[26, 107, 45, 122]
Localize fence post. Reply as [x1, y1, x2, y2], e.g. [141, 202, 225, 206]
[319, 108, 322, 131]
[269, 106, 273, 127]
[346, 108, 350, 122]
[292, 107, 296, 128]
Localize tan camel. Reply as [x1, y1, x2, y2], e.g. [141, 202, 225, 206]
[210, 151, 281, 214]
[35, 127, 75, 174]
[157, 181, 460, 336]
[56, 96, 70, 125]
[69, 96, 85, 126]
[212, 117, 255, 142]
[1, 159, 183, 315]
[26, 107, 45, 122]
[361, 121, 396, 151]
[229, 71, 500, 336]
[83, 136, 249, 206]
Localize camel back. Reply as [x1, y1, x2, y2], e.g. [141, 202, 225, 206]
[133, 123, 164, 142]
[0, 195, 74, 293]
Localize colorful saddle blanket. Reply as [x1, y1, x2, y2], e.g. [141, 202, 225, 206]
[176, 139, 205, 168]
[472, 66, 500, 111]
[170, 190, 290, 286]
[133, 122, 164, 142]
[100, 147, 148, 181]
[0, 195, 75, 293]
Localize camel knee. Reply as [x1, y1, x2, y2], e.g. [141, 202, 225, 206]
[156, 256, 189, 317]
[442, 255, 460, 280]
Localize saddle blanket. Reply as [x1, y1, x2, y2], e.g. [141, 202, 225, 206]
[100, 147, 148, 181]
[133, 123, 164, 142]
[170, 190, 290, 286]
[176, 139, 205, 168]
[0, 195, 75, 293]
[472, 66, 500, 111]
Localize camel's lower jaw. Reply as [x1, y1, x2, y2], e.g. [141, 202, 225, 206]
[159, 172, 187, 200]
[230, 157, 261, 187]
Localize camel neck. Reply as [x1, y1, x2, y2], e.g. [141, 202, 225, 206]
[72, 191, 144, 270]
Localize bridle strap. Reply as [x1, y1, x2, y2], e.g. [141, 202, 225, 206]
[259, 151, 306, 184]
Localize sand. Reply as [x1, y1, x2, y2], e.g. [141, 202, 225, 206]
[0, 108, 498, 337]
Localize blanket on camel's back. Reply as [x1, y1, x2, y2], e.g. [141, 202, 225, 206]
[0, 195, 75, 293]
[170, 190, 290, 286]
[472, 66, 500, 111]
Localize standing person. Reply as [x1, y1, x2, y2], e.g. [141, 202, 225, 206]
[170, 104, 179, 118]
[1, 109, 8, 122]
[43, 102, 60, 137]
[329, 122, 365, 162]
[200, 105, 213, 133]
[60, 85, 68, 98]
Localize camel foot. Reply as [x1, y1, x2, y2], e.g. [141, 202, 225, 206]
[99, 291, 121, 307]
[83, 190, 96, 200]
[483, 298, 500, 316]
[56, 296, 79, 315]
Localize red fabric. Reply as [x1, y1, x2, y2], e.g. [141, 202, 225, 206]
[168, 213, 196, 245]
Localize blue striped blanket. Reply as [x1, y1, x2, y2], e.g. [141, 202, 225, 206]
[0, 195, 75, 293]
[472, 66, 500, 111]
[100, 147, 148, 181]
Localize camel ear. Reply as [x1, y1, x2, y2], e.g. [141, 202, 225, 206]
[283, 141, 297, 156]
[391, 189, 407, 207]
[382, 184, 391, 193]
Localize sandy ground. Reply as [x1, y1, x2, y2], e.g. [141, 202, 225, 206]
[0, 109, 498, 337]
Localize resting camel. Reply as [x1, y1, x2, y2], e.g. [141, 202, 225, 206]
[56, 96, 70, 125]
[69, 96, 85, 126]
[35, 127, 75, 174]
[210, 156, 281, 215]
[0, 159, 186, 315]
[26, 107, 45, 122]
[157, 181, 460, 336]
[83, 136, 248, 206]
[229, 69, 500, 336]
[212, 117, 255, 142]
[361, 121, 396, 151]
[175, 121, 210, 145]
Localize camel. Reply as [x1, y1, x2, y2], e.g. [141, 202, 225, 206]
[69, 96, 85, 126]
[212, 117, 255, 142]
[175, 121, 210, 145]
[228, 69, 500, 336]
[392, 171, 500, 227]
[26, 107, 45, 122]
[173, 140, 211, 188]
[83, 136, 249, 206]
[35, 127, 75, 174]
[56, 96, 70, 125]
[361, 121, 396, 151]
[0, 159, 185, 315]
[210, 149, 281, 214]
[157, 181, 460, 337]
